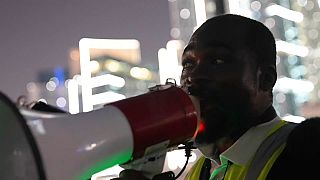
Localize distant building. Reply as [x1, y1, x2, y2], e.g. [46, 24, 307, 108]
[26, 38, 159, 114]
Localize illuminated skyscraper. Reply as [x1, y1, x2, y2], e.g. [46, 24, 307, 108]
[26, 38, 159, 114]
[69, 38, 159, 113]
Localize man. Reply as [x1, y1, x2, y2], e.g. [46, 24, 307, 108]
[181, 13, 277, 163]
[182, 14, 319, 180]
[117, 14, 319, 180]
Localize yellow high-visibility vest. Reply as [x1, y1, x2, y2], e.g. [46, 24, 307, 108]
[185, 120, 296, 180]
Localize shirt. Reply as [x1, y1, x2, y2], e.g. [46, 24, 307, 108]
[210, 116, 284, 180]
[220, 116, 281, 166]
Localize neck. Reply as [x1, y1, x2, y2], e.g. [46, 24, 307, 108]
[230, 106, 277, 143]
[252, 106, 277, 126]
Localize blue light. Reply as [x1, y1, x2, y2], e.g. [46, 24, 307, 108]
[54, 67, 65, 86]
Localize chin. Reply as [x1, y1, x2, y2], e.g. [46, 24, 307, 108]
[196, 142, 220, 162]
[196, 116, 228, 144]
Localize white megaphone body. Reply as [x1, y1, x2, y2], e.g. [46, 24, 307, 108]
[0, 84, 200, 180]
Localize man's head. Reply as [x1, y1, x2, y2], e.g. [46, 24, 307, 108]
[180, 14, 277, 159]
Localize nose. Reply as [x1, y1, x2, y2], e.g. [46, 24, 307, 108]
[184, 76, 201, 95]
[186, 76, 192, 85]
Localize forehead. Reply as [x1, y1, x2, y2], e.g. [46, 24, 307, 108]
[183, 38, 257, 67]
[183, 31, 242, 59]
[188, 24, 248, 51]
[182, 44, 233, 62]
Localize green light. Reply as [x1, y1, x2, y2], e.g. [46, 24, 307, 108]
[77, 150, 132, 180]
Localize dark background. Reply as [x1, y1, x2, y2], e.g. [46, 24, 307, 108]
[0, 0, 171, 100]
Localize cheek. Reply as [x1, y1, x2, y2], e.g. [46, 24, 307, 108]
[180, 71, 190, 86]
[213, 81, 253, 110]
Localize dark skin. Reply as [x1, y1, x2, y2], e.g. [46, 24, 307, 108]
[180, 28, 277, 161]
[113, 16, 278, 179]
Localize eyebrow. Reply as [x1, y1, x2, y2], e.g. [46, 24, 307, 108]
[208, 42, 233, 51]
[184, 41, 233, 53]
[183, 44, 195, 53]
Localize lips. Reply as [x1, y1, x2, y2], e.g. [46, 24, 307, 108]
[187, 85, 210, 100]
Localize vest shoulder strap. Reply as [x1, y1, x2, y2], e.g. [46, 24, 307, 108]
[244, 122, 297, 180]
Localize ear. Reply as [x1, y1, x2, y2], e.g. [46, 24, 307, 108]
[259, 66, 277, 91]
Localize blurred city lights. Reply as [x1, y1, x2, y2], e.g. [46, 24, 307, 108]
[206, 1, 216, 13]
[91, 91, 125, 105]
[308, 75, 319, 85]
[64, 79, 70, 88]
[158, 45, 180, 85]
[227, 0, 241, 14]
[90, 60, 100, 73]
[264, 18, 276, 29]
[297, 0, 308, 7]
[250, 1, 261, 11]
[194, 0, 206, 28]
[158, 40, 184, 85]
[90, 74, 125, 88]
[130, 67, 152, 80]
[79, 38, 141, 112]
[274, 77, 314, 94]
[312, 12, 320, 21]
[50, 77, 60, 86]
[79, 38, 91, 112]
[79, 38, 140, 50]
[275, 93, 286, 103]
[67, 79, 80, 114]
[69, 48, 80, 61]
[56, 97, 67, 108]
[287, 55, 298, 65]
[285, 27, 298, 40]
[282, 114, 306, 123]
[276, 40, 309, 57]
[158, 48, 169, 84]
[46, 81, 57, 91]
[26, 82, 37, 92]
[265, 4, 304, 23]
[180, 8, 191, 19]
[73, 74, 82, 85]
[104, 60, 121, 73]
[307, 29, 318, 39]
[276, 55, 281, 65]
[135, 81, 147, 91]
[170, 28, 181, 39]
[305, 1, 315, 10]
[290, 65, 307, 78]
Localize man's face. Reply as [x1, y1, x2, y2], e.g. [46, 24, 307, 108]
[180, 32, 261, 151]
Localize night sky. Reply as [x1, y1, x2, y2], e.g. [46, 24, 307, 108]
[0, 0, 171, 100]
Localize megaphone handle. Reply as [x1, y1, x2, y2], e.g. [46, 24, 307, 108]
[121, 151, 167, 179]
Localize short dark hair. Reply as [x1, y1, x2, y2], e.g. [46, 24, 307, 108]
[193, 14, 276, 69]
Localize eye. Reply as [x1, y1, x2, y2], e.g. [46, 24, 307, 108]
[183, 62, 194, 68]
[181, 61, 195, 76]
[212, 58, 225, 65]
[182, 59, 196, 70]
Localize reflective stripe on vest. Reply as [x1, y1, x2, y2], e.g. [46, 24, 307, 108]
[244, 122, 297, 180]
[184, 156, 207, 180]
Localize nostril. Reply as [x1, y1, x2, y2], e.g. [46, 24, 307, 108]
[186, 76, 192, 83]
[187, 85, 198, 95]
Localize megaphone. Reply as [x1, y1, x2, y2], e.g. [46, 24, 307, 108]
[0, 84, 200, 180]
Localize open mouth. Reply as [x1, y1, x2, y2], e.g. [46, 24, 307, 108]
[187, 82, 218, 99]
